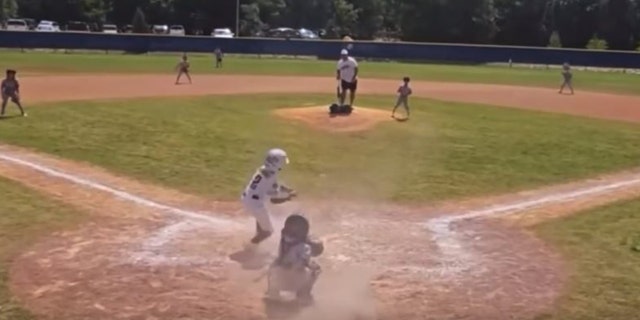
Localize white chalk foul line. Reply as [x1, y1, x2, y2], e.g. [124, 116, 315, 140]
[426, 173, 640, 277]
[0, 153, 238, 228]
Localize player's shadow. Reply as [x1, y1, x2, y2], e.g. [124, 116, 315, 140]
[229, 247, 273, 270]
[392, 115, 409, 122]
[0, 115, 23, 121]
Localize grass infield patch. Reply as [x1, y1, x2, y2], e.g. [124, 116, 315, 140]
[0, 94, 639, 202]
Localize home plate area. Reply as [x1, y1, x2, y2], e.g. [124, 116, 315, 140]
[9, 200, 563, 320]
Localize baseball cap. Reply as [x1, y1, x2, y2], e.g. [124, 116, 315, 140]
[340, 49, 349, 55]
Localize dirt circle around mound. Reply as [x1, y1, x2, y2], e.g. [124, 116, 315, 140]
[273, 106, 393, 132]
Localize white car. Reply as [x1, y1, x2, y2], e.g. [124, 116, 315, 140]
[6, 19, 29, 31]
[169, 25, 185, 36]
[36, 20, 60, 32]
[152, 25, 168, 34]
[211, 28, 234, 38]
[102, 24, 118, 34]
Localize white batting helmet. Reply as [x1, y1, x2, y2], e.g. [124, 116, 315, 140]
[264, 148, 289, 171]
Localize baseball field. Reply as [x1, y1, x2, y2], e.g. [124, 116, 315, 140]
[1, 51, 640, 320]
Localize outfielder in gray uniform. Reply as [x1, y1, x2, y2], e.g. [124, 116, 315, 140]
[559, 63, 574, 95]
[392, 76, 412, 120]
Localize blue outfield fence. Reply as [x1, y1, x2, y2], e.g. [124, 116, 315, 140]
[3, 31, 640, 68]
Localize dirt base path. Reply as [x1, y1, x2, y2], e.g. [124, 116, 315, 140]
[21, 74, 640, 123]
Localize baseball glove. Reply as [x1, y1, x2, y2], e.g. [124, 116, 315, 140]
[270, 189, 297, 204]
[307, 238, 324, 257]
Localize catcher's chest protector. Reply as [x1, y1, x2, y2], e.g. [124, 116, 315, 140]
[275, 236, 310, 269]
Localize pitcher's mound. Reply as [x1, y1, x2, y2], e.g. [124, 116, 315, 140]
[274, 106, 391, 132]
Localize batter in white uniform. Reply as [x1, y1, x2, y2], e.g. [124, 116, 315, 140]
[241, 148, 295, 246]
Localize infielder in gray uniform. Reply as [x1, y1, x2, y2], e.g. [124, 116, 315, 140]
[558, 62, 574, 95]
[392, 76, 412, 120]
[1, 69, 26, 117]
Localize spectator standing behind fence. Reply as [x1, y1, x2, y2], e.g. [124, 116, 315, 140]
[214, 48, 224, 68]
[1, 69, 27, 117]
[558, 62, 574, 95]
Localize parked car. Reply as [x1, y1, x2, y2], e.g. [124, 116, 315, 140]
[152, 25, 169, 34]
[298, 28, 319, 39]
[211, 28, 234, 38]
[123, 25, 133, 33]
[102, 24, 118, 34]
[36, 20, 60, 32]
[66, 21, 90, 32]
[6, 19, 29, 31]
[169, 25, 185, 36]
[24, 18, 37, 30]
[267, 27, 301, 39]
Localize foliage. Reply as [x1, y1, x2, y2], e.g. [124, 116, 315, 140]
[586, 34, 609, 50]
[548, 30, 562, 47]
[131, 7, 148, 33]
[10, 0, 640, 50]
[0, 0, 18, 23]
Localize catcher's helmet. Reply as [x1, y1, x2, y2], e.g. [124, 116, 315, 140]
[264, 148, 289, 171]
[282, 214, 310, 241]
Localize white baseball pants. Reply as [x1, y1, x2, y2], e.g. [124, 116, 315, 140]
[242, 198, 273, 233]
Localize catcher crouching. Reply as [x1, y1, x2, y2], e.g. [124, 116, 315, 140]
[265, 214, 324, 304]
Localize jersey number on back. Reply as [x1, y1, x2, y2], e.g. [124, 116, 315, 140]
[250, 174, 263, 190]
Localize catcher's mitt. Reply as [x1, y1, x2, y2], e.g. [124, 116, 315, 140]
[307, 238, 324, 257]
[270, 193, 296, 204]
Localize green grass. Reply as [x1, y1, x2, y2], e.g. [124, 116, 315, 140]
[3, 51, 640, 94]
[0, 178, 84, 320]
[535, 198, 640, 320]
[1, 94, 639, 203]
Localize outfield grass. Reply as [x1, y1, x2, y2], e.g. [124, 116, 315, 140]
[0, 94, 639, 202]
[3, 51, 640, 94]
[0, 178, 84, 320]
[535, 198, 640, 320]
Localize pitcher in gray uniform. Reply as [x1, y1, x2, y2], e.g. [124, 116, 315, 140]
[1, 69, 26, 117]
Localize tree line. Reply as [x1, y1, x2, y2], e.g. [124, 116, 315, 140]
[1, 0, 640, 50]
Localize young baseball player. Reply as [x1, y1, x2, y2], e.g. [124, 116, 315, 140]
[241, 148, 296, 248]
[559, 62, 574, 95]
[265, 214, 323, 304]
[214, 47, 223, 68]
[1, 69, 26, 117]
[392, 76, 412, 120]
[175, 54, 192, 85]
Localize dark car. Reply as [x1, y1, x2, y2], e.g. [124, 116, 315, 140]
[66, 21, 90, 32]
[24, 18, 37, 30]
[267, 27, 301, 39]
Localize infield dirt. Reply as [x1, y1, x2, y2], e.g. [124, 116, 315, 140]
[3, 73, 640, 319]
